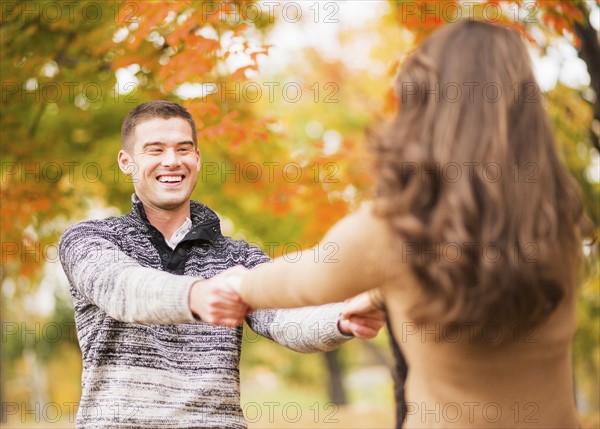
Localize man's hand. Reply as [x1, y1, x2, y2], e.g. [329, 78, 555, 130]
[338, 290, 386, 339]
[189, 267, 249, 327]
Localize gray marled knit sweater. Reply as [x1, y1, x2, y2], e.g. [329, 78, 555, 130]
[59, 195, 350, 428]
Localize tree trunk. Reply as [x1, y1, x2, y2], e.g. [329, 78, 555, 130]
[323, 350, 348, 405]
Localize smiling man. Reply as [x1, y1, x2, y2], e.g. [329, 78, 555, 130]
[59, 101, 385, 428]
[118, 112, 200, 233]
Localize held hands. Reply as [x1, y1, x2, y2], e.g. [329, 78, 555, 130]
[189, 266, 387, 339]
[188, 266, 249, 327]
[338, 289, 386, 339]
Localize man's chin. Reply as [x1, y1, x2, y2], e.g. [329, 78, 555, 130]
[158, 202, 185, 210]
[135, 187, 194, 212]
[150, 193, 191, 211]
[158, 198, 189, 210]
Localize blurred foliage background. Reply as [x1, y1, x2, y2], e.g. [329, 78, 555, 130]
[1, 1, 598, 428]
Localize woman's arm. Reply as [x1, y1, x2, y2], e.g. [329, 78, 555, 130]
[238, 203, 399, 309]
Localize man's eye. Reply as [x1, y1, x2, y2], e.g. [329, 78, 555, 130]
[179, 148, 191, 152]
[149, 149, 162, 154]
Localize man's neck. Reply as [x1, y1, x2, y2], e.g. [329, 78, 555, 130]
[143, 202, 191, 240]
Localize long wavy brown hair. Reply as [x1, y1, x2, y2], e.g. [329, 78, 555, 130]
[373, 21, 585, 332]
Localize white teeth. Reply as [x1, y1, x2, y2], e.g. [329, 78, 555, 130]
[158, 176, 183, 183]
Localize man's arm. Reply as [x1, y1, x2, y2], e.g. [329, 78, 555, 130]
[246, 305, 353, 353]
[60, 221, 245, 325]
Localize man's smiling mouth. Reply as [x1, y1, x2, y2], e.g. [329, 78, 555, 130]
[157, 175, 184, 183]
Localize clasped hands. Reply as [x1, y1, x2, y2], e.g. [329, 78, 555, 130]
[189, 267, 386, 339]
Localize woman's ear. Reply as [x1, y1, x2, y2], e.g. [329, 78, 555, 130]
[117, 150, 133, 175]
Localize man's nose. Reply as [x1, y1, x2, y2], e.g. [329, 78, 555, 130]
[161, 149, 182, 166]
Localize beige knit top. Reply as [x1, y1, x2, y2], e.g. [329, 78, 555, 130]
[239, 203, 579, 428]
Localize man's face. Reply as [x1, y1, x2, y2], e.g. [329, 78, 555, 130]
[118, 117, 200, 212]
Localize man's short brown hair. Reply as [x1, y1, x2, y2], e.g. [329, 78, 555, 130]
[121, 101, 197, 152]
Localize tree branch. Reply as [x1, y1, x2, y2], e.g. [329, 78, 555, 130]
[573, 3, 600, 153]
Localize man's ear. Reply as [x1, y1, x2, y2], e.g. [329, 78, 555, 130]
[118, 150, 133, 176]
[196, 149, 201, 171]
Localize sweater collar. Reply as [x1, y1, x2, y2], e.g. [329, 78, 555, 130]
[129, 194, 222, 242]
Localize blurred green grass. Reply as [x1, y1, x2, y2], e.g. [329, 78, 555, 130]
[242, 365, 395, 428]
